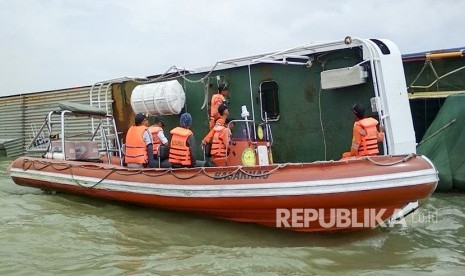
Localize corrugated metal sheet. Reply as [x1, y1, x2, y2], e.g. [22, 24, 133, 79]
[0, 95, 25, 142]
[0, 138, 23, 157]
[0, 85, 113, 155]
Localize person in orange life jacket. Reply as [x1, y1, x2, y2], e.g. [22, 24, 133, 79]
[169, 113, 198, 167]
[342, 104, 385, 159]
[125, 113, 155, 168]
[202, 103, 233, 163]
[209, 82, 229, 129]
[148, 116, 169, 157]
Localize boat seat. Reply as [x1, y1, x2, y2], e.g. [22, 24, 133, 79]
[203, 143, 212, 157]
[157, 145, 170, 168]
[157, 145, 169, 161]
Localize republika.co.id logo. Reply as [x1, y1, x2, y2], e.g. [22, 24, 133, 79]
[275, 207, 438, 229]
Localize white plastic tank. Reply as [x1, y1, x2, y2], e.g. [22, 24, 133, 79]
[130, 80, 186, 115]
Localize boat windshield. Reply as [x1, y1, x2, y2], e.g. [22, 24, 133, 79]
[228, 119, 273, 145]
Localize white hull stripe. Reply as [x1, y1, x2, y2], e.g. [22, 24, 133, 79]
[9, 168, 438, 198]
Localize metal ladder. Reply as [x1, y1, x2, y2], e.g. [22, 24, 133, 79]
[89, 77, 149, 159]
[89, 79, 122, 158]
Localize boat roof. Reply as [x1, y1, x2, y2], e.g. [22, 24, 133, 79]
[402, 47, 465, 62]
[58, 101, 108, 117]
[178, 38, 364, 75]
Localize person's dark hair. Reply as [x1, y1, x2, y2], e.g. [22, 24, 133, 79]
[154, 116, 164, 127]
[352, 104, 365, 119]
[218, 82, 228, 92]
[135, 113, 146, 125]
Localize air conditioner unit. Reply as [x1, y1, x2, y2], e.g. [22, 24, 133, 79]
[320, 65, 368, 89]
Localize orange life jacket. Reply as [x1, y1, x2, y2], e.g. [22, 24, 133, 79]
[356, 117, 379, 156]
[203, 118, 226, 143]
[125, 125, 148, 164]
[209, 94, 225, 128]
[211, 124, 229, 158]
[148, 126, 162, 155]
[169, 127, 193, 166]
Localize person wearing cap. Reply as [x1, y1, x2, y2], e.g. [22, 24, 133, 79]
[202, 103, 233, 165]
[169, 113, 197, 167]
[209, 82, 229, 129]
[148, 116, 169, 157]
[125, 113, 155, 168]
[342, 103, 385, 159]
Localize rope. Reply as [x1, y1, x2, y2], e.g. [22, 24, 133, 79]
[69, 166, 116, 189]
[201, 163, 290, 179]
[19, 155, 413, 190]
[173, 64, 219, 84]
[201, 166, 242, 179]
[169, 168, 204, 180]
[141, 169, 171, 177]
[19, 159, 291, 185]
[25, 159, 52, 171]
[366, 154, 415, 166]
[240, 163, 286, 177]
[135, 64, 221, 85]
[409, 59, 465, 90]
[417, 119, 456, 146]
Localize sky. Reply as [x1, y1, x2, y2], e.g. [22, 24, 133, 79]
[1, 0, 464, 97]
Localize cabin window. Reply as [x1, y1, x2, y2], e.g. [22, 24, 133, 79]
[259, 80, 280, 121]
[370, 39, 391, 55]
